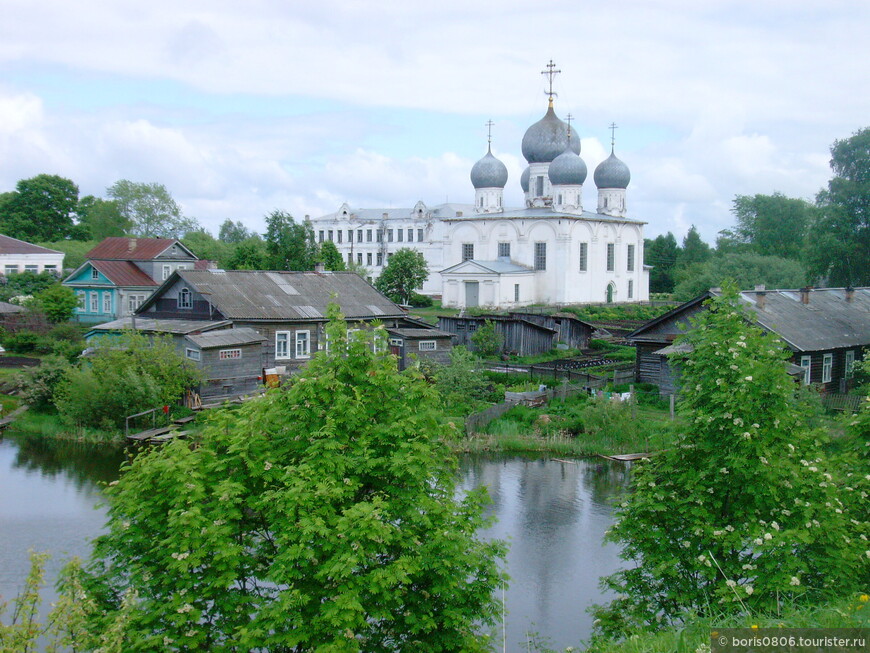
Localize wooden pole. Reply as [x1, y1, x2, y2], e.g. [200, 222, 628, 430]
[669, 394, 675, 420]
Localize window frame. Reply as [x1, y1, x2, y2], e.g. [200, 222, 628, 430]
[103, 292, 112, 314]
[606, 243, 615, 272]
[628, 279, 634, 299]
[627, 244, 635, 272]
[800, 355, 812, 385]
[185, 348, 201, 361]
[418, 340, 437, 351]
[128, 294, 145, 313]
[462, 243, 474, 261]
[822, 353, 833, 383]
[498, 242, 510, 258]
[77, 291, 86, 310]
[295, 330, 311, 359]
[845, 350, 855, 379]
[219, 348, 242, 360]
[177, 287, 192, 309]
[534, 242, 547, 271]
[578, 242, 588, 272]
[89, 292, 99, 313]
[91, 267, 100, 280]
[275, 331, 291, 360]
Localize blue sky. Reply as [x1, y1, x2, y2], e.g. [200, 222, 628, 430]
[1, 0, 868, 243]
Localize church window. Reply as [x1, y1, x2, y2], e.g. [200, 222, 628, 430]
[514, 284, 520, 302]
[462, 244, 474, 261]
[578, 242, 588, 271]
[366, 230, 372, 242]
[498, 242, 510, 258]
[397, 229, 403, 242]
[628, 279, 634, 299]
[534, 242, 547, 271]
[408, 229, 414, 242]
[498, 196, 502, 207]
[606, 243, 615, 271]
[387, 229, 393, 242]
[367, 253, 372, 266]
[377, 252, 383, 266]
[337, 231, 342, 243]
[376, 230, 383, 242]
[536, 176, 544, 196]
[328, 230, 333, 242]
[627, 244, 635, 271]
[417, 229, 424, 242]
[357, 253, 363, 265]
[318, 230, 324, 243]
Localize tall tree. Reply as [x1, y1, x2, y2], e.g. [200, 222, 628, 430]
[676, 225, 711, 269]
[107, 180, 198, 238]
[0, 174, 79, 241]
[317, 240, 346, 271]
[374, 248, 429, 304]
[263, 210, 316, 271]
[672, 252, 806, 300]
[71, 312, 505, 651]
[644, 232, 679, 293]
[807, 127, 870, 285]
[225, 236, 268, 270]
[729, 193, 815, 260]
[181, 229, 232, 267]
[218, 219, 253, 243]
[76, 195, 131, 240]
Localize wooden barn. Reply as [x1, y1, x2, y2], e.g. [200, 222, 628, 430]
[183, 328, 266, 398]
[386, 327, 454, 370]
[629, 286, 870, 395]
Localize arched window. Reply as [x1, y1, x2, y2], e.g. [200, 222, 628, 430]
[178, 287, 192, 309]
[606, 282, 616, 304]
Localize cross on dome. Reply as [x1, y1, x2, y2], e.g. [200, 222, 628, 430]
[541, 59, 561, 107]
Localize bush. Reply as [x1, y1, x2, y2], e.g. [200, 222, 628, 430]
[408, 292, 433, 307]
[16, 355, 72, 411]
[2, 330, 42, 354]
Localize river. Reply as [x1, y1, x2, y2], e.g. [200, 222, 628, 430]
[0, 434, 630, 652]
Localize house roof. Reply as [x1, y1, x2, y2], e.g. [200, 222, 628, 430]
[631, 287, 870, 352]
[186, 327, 265, 349]
[440, 259, 535, 275]
[442, 207, 645, 226]
[85, 237, 196, 261]
[87, 317, 231, 336]
[0, 234, 63, 255]
[148, 269, 407, 322]
[0, 300, 25, 314]
[90, 260, 158, 287]
[386, 327, 453, 339]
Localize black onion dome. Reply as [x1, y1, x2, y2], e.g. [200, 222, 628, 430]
[521, 106, 580, 163]
[593, 151, 631, 189]
[470, 147, 508, 189]
[548, 148, 587, 186]
[520, 166, 530, 192]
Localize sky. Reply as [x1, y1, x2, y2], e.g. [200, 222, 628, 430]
[1, 0, 868, 244]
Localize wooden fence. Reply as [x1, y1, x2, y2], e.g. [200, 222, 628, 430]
[488, 362, 635, 386]
[821, 393, 863, 413]
[465, 382, 592, 435]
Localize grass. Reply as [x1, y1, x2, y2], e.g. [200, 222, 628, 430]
[583, 593, 870, 652]
[9, 410, 124, 444]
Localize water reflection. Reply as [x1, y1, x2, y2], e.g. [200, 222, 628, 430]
[459, 454, 630, 652]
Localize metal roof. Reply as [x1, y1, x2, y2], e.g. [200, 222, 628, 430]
[186, 327, 265, 349]
[315, 203, 475, 223]
[386, 327, 454, 338]
[442, 207, 645, 225]
[90, 260, 157, 287]
[85, 237, 196, 260]
[440, 259, 534, 275]
[0, 300, 24, 314]
[169, 270, 406, 322]
[0, 234, 63, 255]
[87, 317, 231, 335]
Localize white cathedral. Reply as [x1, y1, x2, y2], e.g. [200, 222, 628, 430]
[310, 66, 649, 309]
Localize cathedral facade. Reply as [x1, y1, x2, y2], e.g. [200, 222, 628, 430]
[310, 70, 649, 308]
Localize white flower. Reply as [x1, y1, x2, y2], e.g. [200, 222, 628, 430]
[682, 541, 691, 548]
[264, 461, 273, 471]
[177, 603, 194, 614]
[730, 364, 739, 370]
[745, 376, 753, 381]
[771, 521, 780, 531]
[787, 443, 795, 451]
[759, 456, 768, 465]
[764, 532, 772, 540]
[720, 467, 729, 474]
[790, 576, 800, 586]
[726, 579, 736, 588]
[754, 538, 764, 545]
[725, 525, 735, 532]
[745, 586, 754, 595]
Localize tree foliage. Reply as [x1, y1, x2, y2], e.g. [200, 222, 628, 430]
[673, 252, 806, 300]
[77, 195, 131, 240]
[318, 240, 346, 271]
[374, 248, 428, 305]
[593, 287, 867, 637]
[676, 225, 711, 270]
[0, 270, 60, 302]
[263, 210, 317, 271]
[33, 284, 79, 322]
[727, 193, 815, 260]
[644, 232, 679, 293]
[75, 312, 505, 651]
[225, 236, 268, 270]
[470, 319, 504, 358]
[0, 174, 81, 241]
[107, 180, 198, 238]
[181, 230, 233, 268]
[217, 219, 253, 243]
[807, 127, 870, 286]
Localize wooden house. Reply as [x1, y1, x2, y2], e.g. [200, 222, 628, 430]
[629, 287, 870, 395]
[63, 237, 198, 323]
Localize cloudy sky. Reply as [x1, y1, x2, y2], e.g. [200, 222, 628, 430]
[1, 0, 867, 243]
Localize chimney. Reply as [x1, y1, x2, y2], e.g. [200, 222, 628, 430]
[128, 238, 137, 252]
[456, 211, 463, 217]
[845, 286, 855, 303]
[755, 290, 766, 310]
[314, 261, 325, 273]
[382, 212, 388, 219]
[800, 287, 811, 305]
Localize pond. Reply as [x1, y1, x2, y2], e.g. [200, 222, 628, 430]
[0, 434, 630, 652]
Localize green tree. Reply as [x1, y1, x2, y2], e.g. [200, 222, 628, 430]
[107, 180, 198, 238]
[181, 229, 232, 268]
[807, 127, 870, 285]
[0, 174, 80, 241]
[592, 287, 866, 637]
[36, 239, 99, 271]
[76, 195, 131, 240]
[0, 270, 59, 302]
[672, 252, 806, 300]
[374, 248, 428, 304]
[728, 193, 815, 260]
[33, 284, 79, 322]
[217, 219, 252, 243]
[263, 210, 317, 271]
[644, 233, 679, 293]
[318, 240, 346, 271]
[470, 319, 504, 358]
[675, 225, 711, 269]
[74, 312, 505, 651]
[225, 236, 268, 270]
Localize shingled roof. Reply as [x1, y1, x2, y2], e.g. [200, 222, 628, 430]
[86, 237, 196, 260]
[153, 269, 406, 322]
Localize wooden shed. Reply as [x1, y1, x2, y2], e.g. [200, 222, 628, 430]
[184, 328, 266, 399]
[386, 327, 453, 370]
[437, 315, 558, 356]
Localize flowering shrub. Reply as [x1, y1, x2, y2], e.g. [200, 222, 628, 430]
[592, 285, 868, 637]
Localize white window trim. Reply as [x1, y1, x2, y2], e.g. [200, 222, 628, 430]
[295, 330, 311, 359]
[800, 355, 811, 385]
[418, 340, 437, 351]
[845, 350, 855, 379]
[275, 331, 291, 359]
[77, 291, 86, 310]
[91, 267, 100, 280]
[177, 288, 192, 309]
[162, 264, 171, 280]
[822, 353, 833, 383]
[89, 292, 99, 313]
[219, 348, 242, 360]
[103, 292, 112, 314]
[186, 348, 201, 361]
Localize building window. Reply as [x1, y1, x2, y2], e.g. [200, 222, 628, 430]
[377, 252, 383, 266]
[219, 348, 242, 360]
[327, 230, 333, 242]
[479, 196, 484, 208]
[318, 230, 324, 243]
[498, 242, 510, 258]
[276, 332, 290, 359]
[162, 265, 171, 280]
[185, 348, 201, 361]
[534, 242, 547, 271]
[128, 294, 145, 313]
[628, 279, 634, 299]
[389, 337, 403, 347]
[366, 229, 372, 242]
[822, 353, 833, 383]
[462, 243, 474, 261]
[606, 243, 615, 271]
[418, 341, 437, 351]
[347, 253, 353, 266]
[44, 265, 57, 273]
[557, 193, 562, 205]
[387, 229, 393, 242]
[514, 284, 520, 302]
[77, 291, 86, 310]
[845, 350, 855, 379]
[348, 229, 353, 242]
[177, 288, 192, 309]
[627, 244, 635, 271]
[89, 292, 99, 313]
[417, 229, 424, 242]
[536, 176, 544, 196]
[408, 229, 414, 242]
[358, 229, 364, 242]
[578, 242, 588, 271]
[295, 331, 310, 358]
[103, 292, 112, 314]
[24, 264, 38, 273]
[357, 253, 363, 265]
[363, 252, 370, 266]
[91, 267, 99, 280]
[376, 229, 383, 242]
[800, 355, 811, 385]
[397, 229, 403, 242]
[337, 230, 342, 243]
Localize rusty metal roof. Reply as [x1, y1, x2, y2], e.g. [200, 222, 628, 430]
[0, 234, 63, 255]
[86, 237, 196, 260]
[186, 328, 265, 349]
[90, 260, 157, 287]
[171, 270, 406, 322]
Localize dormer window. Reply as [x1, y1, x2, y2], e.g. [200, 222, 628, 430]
[91, 267, 99, 280]
[178, 287, 192, 309]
